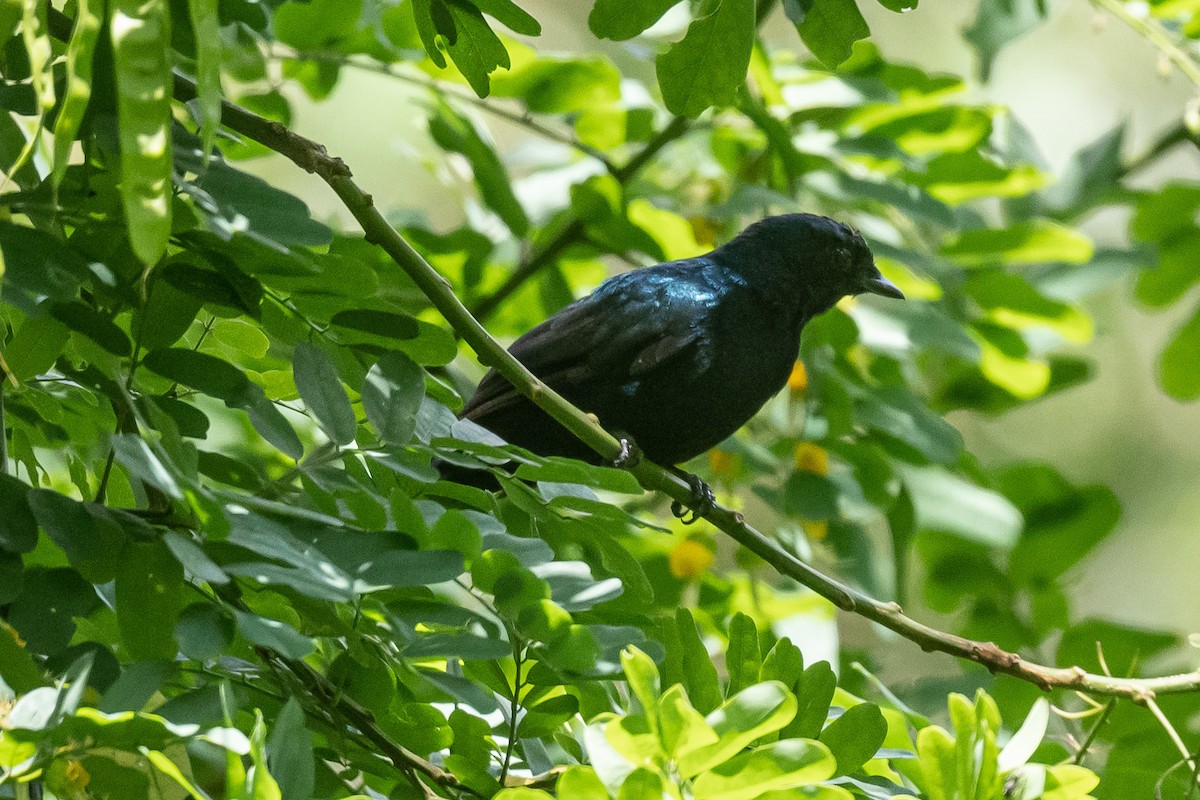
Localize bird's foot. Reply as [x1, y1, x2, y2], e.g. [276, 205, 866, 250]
[671, 471, 716, 525]
[612, 437, 642, 470]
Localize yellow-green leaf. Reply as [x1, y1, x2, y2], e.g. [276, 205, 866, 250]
[52, 0, 101, 188]
[187, 0, 223, 160]
[111, 0, 174, 265]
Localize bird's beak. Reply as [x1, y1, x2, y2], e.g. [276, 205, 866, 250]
[860, 271, 904, 300]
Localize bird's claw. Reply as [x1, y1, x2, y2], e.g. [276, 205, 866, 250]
[612, 437, 642, 470]
[671, 472, 715, 525]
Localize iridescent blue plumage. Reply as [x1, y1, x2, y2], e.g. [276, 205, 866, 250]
[456, 213, 902, 474]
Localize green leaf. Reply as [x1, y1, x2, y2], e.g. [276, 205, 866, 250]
[554, 766, 609, 800]
[0, 615, 45, 692]
[656, 0, 755, 117]
[249, 710, 284, 800]
[231, 608, 314, 659]
[908, 152, 1048, 204]
[724, 613, 761, 697]
[192, 161, 332, 247]
[997, 698, 1048, 772]
[8, 568, 100, 655]
[788, 0, 870, 69]
[964, 272, 1092, 343]
[51, 0, 101, 188]
[137, 278, 203, 350]
[818, 702, 887, 775]
[675, 608, 723, 715]
[760, 637, 804, 690]
[293, 342, 357, 446]
[963, 0, 1046, 81]
[692, 739, 836, 800]
[175, 603, 234, 659]
[492, 55, 621, 114]
[110, 434, 184, 499]
[330, 309, 421, 340]
[111, 0, 174, 265]
[274, 0, 362, 50]
[621, 645, 661, 718]
[679, 682, 798, 778]
[899, 465, 1022, 549]
[363, 352, 426, 445]
[1040, 124, 1124, 218]
[4, 313, 69, 381]
[467, 0, 540, 35]
[428, 103, 529, 234]
[999, 464, 1118, 587]
[143, 348, 255, 404]
[494, 789, 555, 800]
[443, 0, 512, 97]
[588, 0, 677, 40]
[115, 541, 185, 661]
[49, 301, 133, 356]
[1159, 304, 1200, 400]
[1135, 230, 1200, 307]
[941, 220, 1093, 266]
[780, 661, 835, 740]
[186, 0, 222, 159]
[0, 474, 38, 553]
[0, 223, 88, 306]
[28, 491, 127, 583]
[244, 395, 304, 459]
[410, 0, 450, 68]
[267, 697, 315, 800]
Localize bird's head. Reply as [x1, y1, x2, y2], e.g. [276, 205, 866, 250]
[717, 213, 904, 316]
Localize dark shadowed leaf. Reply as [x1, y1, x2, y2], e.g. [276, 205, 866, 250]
[49, 301, 132, 356]
[0, 474, 38, 553]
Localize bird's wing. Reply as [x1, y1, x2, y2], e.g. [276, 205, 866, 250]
[463, 263, 717, 421]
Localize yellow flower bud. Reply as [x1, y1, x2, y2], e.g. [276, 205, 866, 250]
[787, 361, 808, 394]
[708, 449, 736, 478]
[802, 520, 829, 541]
[669, 539, 714, 580]
[65, 760, 91, 792]
[793, 442, 829, 475]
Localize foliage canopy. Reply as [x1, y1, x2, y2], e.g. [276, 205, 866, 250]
[1, 0, 1199, 798]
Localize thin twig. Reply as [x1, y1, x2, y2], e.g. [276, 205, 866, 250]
[1145, 695, 1199, 775]
[1092, 0, 1200, 87]
[1072, 699, 1114, 764]
[265, 46, 618, 172]
[469, 115, 690, 322]
[500, 628, 525, 785]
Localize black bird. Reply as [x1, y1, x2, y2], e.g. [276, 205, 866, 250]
[449, 213, 903, 518]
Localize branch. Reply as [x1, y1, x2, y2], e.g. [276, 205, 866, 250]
[159, 80, 1200, 702]
[47, 5, 1200, 703]
[265, 47, 618, 172]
